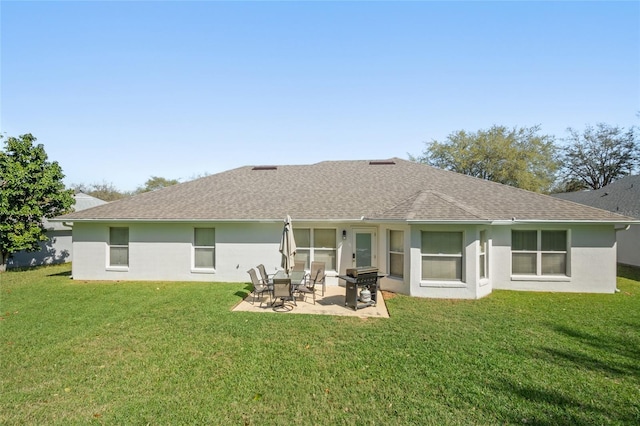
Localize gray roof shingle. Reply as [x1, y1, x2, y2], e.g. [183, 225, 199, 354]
[56, 158, 633, 223]
[553, 175, 640, 219]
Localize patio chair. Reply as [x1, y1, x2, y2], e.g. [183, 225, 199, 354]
[272, 277, 296, 309]
[256, 264, 274, 289]
[247, 268, 271, 307]
[297, 264, 325, 305]
[307, 261, 327, 296]
[293, 260, 306, 272]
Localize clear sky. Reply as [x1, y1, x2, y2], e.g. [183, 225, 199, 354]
[1, 1, 639, 192]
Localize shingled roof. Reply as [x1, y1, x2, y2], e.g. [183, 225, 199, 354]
[56, 158, 633, 223]
[553, 175, 640, 219]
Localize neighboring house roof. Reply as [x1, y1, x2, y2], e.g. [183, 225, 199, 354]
[46, 192, 108, 230]
[552, 175, 640, 219]
[55, 159, 632, 223]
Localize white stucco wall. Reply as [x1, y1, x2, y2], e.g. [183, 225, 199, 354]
[72, 222, 288, 282]
[617, 224, 640, 267]
[70, 221, 619, 297]
[72, 221, 354, 285]
[406, 224, 489, 299]
[491, 224, 617, 294]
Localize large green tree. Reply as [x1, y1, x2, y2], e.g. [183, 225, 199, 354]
[414, 125, 560, 193]
[559, 123, 639, 190]
[0, 134, 74, 270]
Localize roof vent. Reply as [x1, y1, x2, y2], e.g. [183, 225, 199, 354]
[369, 160, 396, 165]
[252, 166, 277, 171]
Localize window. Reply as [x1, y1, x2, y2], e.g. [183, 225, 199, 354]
[194, 228, 215, 269]
[479, 230, 488, 279]
[109, 227, 129, 267]
[293, 228, 336, 270]
[421, 231, 463, 281]
[388, 230, 404, 278]
[512, 230, 567, 276]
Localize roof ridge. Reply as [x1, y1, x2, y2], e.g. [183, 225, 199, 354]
[420, 190, 488, 220]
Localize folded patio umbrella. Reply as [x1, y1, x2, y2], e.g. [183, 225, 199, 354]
[279, 215, 297, 275]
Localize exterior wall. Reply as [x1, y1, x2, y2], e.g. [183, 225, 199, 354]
[73, 222, 286, 282]
[491, 224, 617, 293]
[7, 229, 73, 268]
[72, 221, 353, 284]
[71, 221, 619, 297]
[617, 224, 640, 267]
[375, 224, 411, 295]
[407, 224, 489, 299]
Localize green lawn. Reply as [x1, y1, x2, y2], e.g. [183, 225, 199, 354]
[1, 264, 639, 425]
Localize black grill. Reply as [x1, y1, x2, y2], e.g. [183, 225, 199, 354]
[340, 267, 380, 310]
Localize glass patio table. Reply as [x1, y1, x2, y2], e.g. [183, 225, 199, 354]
[272, 270, 306, 288]
[271, 270, 306, 309]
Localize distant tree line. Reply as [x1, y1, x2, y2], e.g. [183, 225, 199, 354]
[71, 176, 181, 202]
[411, 122, 639, 193]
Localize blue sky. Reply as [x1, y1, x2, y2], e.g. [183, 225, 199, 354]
[2, 1, 639, 191]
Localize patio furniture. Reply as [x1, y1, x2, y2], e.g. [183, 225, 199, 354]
[293, 260, 306, 272]
[307, 261, 327, 296]
[272, 277, 296, 310]
[297, 264, 325, 305]
[247, 268, 272, 307]
[273, 270, 306, 289]
[256, 264, 274, 289]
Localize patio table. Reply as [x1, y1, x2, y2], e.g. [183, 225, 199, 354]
[273, 270, 306, 290]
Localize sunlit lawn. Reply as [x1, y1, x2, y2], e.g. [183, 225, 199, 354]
[1, 263, 639, 425]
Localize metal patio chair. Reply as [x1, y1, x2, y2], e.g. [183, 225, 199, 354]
[297, 264, 325, 305]
[247, 268, 271, 307]
[306, 261, 327, 296]
[272, 277, 296, 310]
[256, 264, 274, 290]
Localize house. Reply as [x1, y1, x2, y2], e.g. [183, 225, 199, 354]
[553, 175, 640, 268]
[8, 192, 107, 268]
[52, 159, 636, 299]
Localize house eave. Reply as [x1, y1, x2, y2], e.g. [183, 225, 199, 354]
[490, 219, 639, 225]
[48, 217, 373, 224]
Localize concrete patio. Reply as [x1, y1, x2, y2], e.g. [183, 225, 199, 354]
[232, 285, 390, 318]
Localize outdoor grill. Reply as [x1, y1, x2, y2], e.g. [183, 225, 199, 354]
[339, 267, 381, 310]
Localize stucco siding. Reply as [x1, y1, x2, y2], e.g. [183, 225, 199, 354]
[72, 222, 289, 282]
[408, 224, 483, 299]
[491, 224, 616, 293]
[72, 222, 354, 284]
[8, 229, 73, 268]
[70, 221, 619, 297]
[617, 225, 640, 267]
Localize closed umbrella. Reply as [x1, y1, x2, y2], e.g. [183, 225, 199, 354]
[279, 215, 297, 275]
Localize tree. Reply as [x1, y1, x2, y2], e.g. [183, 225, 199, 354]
[414, 125, 560, 193]
[560, 123, 639, 190]
[0, 134, 74, 271]
[71, 181, 129, 201]
[134, 176, 180, 194]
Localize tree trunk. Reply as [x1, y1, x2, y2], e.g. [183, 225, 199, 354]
[0, 252, 8, 272]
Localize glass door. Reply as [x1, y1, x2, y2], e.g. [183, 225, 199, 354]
[354, 229, 376, 268]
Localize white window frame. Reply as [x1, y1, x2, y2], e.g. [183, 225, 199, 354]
[388, 230, 404, 279]
[420, 231, 464, 282]
[293, 228, 337, 271]
[193, 227, 216, 272]
[511, 229, 569, 277]
[479, 230, 488, 280]
[108, 227, 129, 269]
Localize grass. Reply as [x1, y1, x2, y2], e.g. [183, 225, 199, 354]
[1, 264, 639, 425]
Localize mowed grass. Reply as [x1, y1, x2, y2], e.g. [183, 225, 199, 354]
[1, 264, 639, 425]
